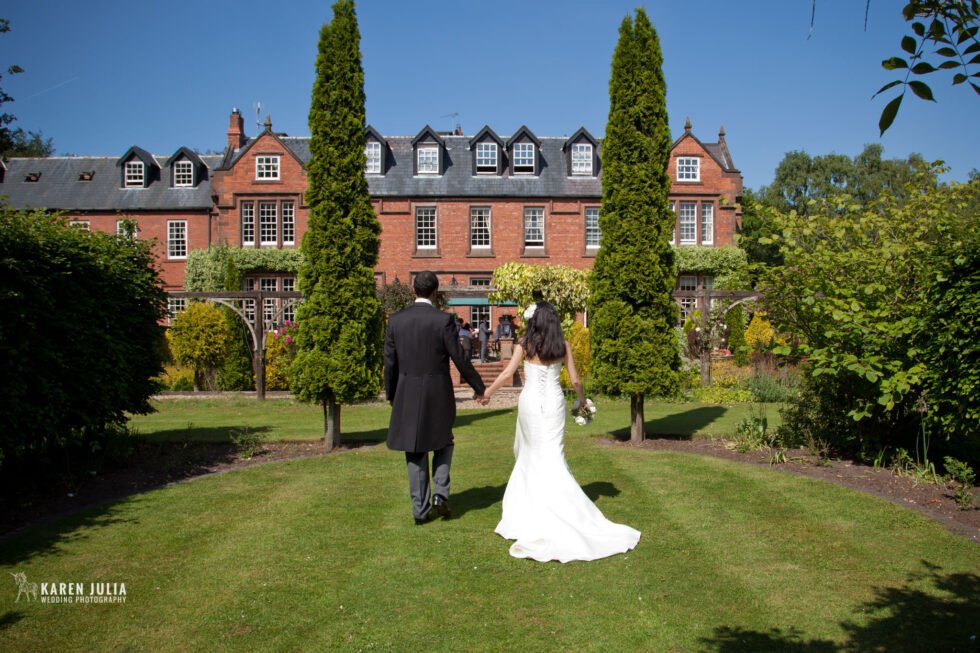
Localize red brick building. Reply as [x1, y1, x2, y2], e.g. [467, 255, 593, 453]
[1, 110, 742, 325]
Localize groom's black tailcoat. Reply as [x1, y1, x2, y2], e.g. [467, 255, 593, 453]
[384, 302, 485, 452]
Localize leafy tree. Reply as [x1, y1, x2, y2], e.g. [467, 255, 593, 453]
[0, 204, 166, 474]
[726, 304, 749, 366]
[760, 168, 979, 461]
[215, 256, 254, 391]
[291, 0, 382, 449]
[874, 0, 980, 133]
[376, 280, 415, 316]
[0, 19, 54, 158]
[167, 302, 232, 391]
[489, 262, 591, 322]
[589, 8, 679, 443]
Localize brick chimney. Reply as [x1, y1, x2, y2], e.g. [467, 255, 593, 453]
[227, 108, 246, 149]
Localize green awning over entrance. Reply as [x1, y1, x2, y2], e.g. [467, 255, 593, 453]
[445, 298, 517, 307]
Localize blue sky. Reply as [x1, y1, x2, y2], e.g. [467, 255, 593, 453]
[3, 0, 977, 190]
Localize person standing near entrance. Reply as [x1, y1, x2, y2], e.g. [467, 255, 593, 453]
[478, 318, 491, 363]
[384, 271, 486, 524]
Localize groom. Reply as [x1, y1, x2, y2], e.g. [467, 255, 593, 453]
[384, 271, 485, 525]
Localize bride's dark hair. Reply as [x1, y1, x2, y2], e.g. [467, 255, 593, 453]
[521, 301, 566, 361]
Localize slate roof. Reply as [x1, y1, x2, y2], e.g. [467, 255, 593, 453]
[0, 154, 222, 211]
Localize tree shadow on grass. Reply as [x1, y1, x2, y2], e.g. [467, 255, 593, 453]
[147, 425, 275, 443]
[454, 409, 514, 429]
[610, 406, 727, 442]
[0, 610, 25, 631]
[699, 561, 980, 652]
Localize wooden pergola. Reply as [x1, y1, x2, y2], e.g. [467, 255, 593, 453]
[167, 290, 303, 400]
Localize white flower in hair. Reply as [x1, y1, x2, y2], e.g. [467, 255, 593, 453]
[523, 304, 537, 320]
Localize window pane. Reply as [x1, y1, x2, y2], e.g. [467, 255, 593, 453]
[476, 142, 497, 170]
[572, 143, 592, 175]
[174, 160, 193, 187]
[701, 203, 714, 244]
[524, 207, 544, 246]
[282, 201, 295, 245]
[677, 157, 700, 181]
[256, 156, 280, 180]
[241, 201, 255, 245]
[470, 207, 491, 248]
[259, 202, 277, 245]
[416, 207, 437, 248]
[585, 207, 601, 248]
[168, 220, 187, 259]
[365, 142, 382, 174]
[418, 147, 439, 174]
[125, 161, 144, 187]
[679, 202, 696, 244]
[514, 143, 535, 172]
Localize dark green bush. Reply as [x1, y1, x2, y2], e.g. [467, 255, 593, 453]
[0, 205, 166, 476]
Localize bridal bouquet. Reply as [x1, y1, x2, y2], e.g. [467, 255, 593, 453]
[571, 398, 597, 426]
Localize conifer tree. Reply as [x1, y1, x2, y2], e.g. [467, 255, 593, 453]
[589, 8, 679, 443]
[291, 0, 382, 450]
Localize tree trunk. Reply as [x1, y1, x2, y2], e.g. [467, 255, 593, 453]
[630, 393, 645, 443]
[700, 350, 711, 387]
[324, 392, 341, 451]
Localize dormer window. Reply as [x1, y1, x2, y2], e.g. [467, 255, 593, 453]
[677, 157, 700, 182]
[365, 141, 382, 174]
[174, 160, 194, 187]
[476, 142, 497, 173]
[513, 143, 535, 174]
[125, 161, 144, 187]
[417, 146, 439, 174]
[25, 172, 41, 182]
[571, 143, 593, 175]
[256, 155, 280, 180]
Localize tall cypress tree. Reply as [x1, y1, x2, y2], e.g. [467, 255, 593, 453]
[589, 8, 678, 443]
[291, 0, 382, 450]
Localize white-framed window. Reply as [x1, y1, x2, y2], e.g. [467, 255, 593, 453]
[282, 277, 296, 323]
[677, 157, 700, 182]
[116, 219, 137, 239]
[124, 161, 144, 187]
[571, 143, 593, 175]
[678, 275, 697, 292]
[476, 142, 497, 173]
[69, 220, 91, 231]
[585, 207, 601, 248]
[417, 146, 439, 174]
[259, 202, 277, 246]
[678, 202, 697, 244]
[167, 297, 186, 326]
[282, 201, 295, 245]
[260, 277, 277, 326]
[174, 160, 194, 187]
[255, 155, 280, 180]
[241, 201, 255, 246]
[470, 207, 491, 249]
[365, 141, 382, 174]
[470, 305, 491, 327]
[167, 220, 188, 259]
[524, 207, 544, 247]
[678, 297, 697, 325]
[415, 207, 437, 249]
[669, 201, 676, 243]
[243, 278, 256, 323]
[701, 203, 714, 245]
[513, 143, 535, 173]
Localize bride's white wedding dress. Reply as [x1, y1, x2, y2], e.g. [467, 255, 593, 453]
[494, 361, 641, 563]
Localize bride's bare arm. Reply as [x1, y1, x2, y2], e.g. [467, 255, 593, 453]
[564, 340, 586, 405]
[483, 344, 525, 401]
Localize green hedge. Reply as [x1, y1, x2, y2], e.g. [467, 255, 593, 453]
[184, 245, 303, 291]
[674, 246, 750, 290]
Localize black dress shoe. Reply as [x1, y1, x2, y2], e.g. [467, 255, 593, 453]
[414, 513, 433, 526]
[432, 494, 452, 519]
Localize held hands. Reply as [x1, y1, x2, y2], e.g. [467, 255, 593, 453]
[474, 392, 491, 406]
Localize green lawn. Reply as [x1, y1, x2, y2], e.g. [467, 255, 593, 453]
[129, 396, 782, 443]
[1, 400, 977, 651]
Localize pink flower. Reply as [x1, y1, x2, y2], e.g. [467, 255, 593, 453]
[271, 331, 279, 338]
[284, 336, 293, 344]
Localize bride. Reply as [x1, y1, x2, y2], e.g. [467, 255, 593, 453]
[480, 302, 641, 563]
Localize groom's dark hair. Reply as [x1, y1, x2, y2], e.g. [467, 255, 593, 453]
[413, 270, 439, 299]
